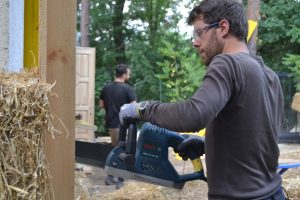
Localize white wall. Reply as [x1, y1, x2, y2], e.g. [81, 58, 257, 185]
[8, 0, 24, 72]
[0, 0, 24, 72]
[0, 0, 9, 70]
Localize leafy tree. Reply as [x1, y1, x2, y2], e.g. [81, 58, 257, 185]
[113, 0, 126, 63]
[283, 54, 300, 91]
[80, 0, 206, 133]
[259, 0, 300, 93]
[258, 0, 300, 71]
[156, 34, 205, 102]
[125, 0, 200, 102]
[87, 0, 117, 135]
[86, 0, 183, 133]
[258, 0, 300, 130]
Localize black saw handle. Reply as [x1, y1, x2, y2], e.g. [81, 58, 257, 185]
[118, 123, 137, 166]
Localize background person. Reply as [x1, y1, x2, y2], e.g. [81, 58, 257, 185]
[100, 63, 136, 189]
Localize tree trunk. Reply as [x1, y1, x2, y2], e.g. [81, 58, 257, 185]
[80, 0, 90, 47]
[113, 0, 126, 64]
[247, 0, 260, 55]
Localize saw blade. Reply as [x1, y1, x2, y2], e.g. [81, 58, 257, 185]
[105, 166, 185, 189]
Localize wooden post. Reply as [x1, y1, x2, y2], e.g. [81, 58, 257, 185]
[42, 0, 76, 199]
[39, 0, 47, 80]
[80, 0, 90, 47]
[247, 0, 260, 55]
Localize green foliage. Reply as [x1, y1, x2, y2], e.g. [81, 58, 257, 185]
[258, 0, 300, 71]
[124, 0, 193, 102]
[126, 41, 162, 101]
[259, 0, 300, 91]
[81, 0, 300, 134]
[156, 34, 205, 102]
[283, 54, 300, 91]
[80, 0, 203, 133]
[88, 0, 121, 134]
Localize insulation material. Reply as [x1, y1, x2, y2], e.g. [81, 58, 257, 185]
[291, 93, 300, 113]
[101, 182, 165, 200]
[283, 177, 300, 199]
[74, 171, 91, 200]
[0, 72, 54, 200]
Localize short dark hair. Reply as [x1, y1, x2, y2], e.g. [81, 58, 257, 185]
[116, 64, 129, 77]
[187, 0, 248, 42]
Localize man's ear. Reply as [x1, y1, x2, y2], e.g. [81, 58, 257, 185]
[218, 19, 230, 38]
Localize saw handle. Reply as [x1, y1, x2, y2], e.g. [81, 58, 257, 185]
[119, 123, 137, 151]
[168, 131, 206, 181]
[118, 123, 137, 166]
[169, 133, 200, 160]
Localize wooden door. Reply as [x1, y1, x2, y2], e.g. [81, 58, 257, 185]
[75, 47, 95, 142]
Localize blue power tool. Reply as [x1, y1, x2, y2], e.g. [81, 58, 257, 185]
[105, 122, 206, 189]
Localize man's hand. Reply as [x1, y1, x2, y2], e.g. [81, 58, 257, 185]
[119, 103, 141, 125]
[176, 135, 205, 160]
[119, 101, 150, 125]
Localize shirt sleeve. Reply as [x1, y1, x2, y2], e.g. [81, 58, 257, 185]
[142, 55, 234, 132]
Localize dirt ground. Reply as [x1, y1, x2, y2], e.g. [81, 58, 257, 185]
[75, 144, 300, 200]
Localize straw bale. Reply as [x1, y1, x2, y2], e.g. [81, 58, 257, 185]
[101, 182, 165, 200]
[283, 177, 300, 199]
[291, 93, 300, 113]
[0, 72, 55, 200]
[74, 171, 91, 200]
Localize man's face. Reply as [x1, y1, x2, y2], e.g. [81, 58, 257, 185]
[124, 69, 131, 81]
[192, 18, 224, 66]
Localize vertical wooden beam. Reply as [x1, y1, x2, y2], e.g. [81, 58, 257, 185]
[39, 0, 47, 80]
[80, 0, 90, 47]
[44, 0, 76, 199]
[247, 0, 260, 55]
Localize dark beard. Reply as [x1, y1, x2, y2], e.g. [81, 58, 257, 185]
[203, 32, 224, 66]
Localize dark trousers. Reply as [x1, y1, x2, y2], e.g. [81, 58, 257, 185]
[262, 187, 286, 200]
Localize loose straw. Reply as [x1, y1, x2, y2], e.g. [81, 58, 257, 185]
[0, 71, 55, 200]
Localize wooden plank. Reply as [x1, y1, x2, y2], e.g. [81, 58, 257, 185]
[247, 0, 260, 55]
[44, 0, 76, 199]
[39, 0, 47, 81]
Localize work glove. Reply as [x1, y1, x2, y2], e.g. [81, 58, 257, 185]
[176, 134, 205, 161]
[119, 101, 150, 125]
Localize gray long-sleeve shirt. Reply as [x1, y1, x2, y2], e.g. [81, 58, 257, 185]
[142, 53, 283, 199]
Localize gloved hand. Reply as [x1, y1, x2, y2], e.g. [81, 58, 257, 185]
[119, 103, 140, 125]
[119, 102, 150, 125]
[176, 134, 205, 160]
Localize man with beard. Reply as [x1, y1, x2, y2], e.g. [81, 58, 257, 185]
[119, 0, 285, 199]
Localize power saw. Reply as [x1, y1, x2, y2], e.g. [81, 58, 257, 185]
[104, 122, 206, 189]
